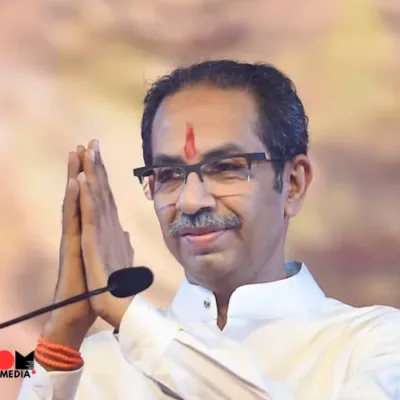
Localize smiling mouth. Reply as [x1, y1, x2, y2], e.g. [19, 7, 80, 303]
[179, 228, 231, 248]
[179, 228, 223, 236]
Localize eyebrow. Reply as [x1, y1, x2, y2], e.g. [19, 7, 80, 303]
[152, 143, 247, 165]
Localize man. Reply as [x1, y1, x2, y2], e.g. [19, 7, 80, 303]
[19, 60, 400, 399]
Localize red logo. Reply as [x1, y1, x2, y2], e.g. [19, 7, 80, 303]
[0, 351, 14, 370]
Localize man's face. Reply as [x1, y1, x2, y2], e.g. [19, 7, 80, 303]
[150, 85, 309, 290]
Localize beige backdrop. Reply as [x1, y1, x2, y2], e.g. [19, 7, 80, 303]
[1, 0, 400, 398]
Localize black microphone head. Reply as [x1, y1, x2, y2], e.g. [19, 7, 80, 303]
[107, 267, 154, 298]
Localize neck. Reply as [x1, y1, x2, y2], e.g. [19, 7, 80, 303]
[213, 260, 288, 330]
[215, 293, 231, 330]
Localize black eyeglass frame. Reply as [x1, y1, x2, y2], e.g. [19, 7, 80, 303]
[133, 152, 284, 184]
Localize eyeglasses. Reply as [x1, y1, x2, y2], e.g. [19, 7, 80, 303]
[133, 152, 282, 201]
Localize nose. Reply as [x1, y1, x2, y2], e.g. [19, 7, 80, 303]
[176, 171, 216, 215]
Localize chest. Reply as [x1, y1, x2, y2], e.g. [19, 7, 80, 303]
[216, 319, 361, 399]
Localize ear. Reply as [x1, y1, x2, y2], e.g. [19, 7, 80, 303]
[283, 155, 313, 218]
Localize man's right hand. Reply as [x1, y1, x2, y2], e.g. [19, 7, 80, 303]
[41, 146, 96, 354]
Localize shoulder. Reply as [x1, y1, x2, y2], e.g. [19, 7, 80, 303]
[324, 297, 400, 322]
[323, 297, 400, 344]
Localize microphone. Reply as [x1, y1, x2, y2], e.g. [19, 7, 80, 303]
[0, 266, 153, 330]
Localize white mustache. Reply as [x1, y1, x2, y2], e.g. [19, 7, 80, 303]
[169, 212, 241, 235]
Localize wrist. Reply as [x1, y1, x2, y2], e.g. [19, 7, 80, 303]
[101, 296, 133, 330]
[41, 321, 88, 351]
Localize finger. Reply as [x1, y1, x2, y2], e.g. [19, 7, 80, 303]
[82, 142, 107, 219]
[60, 152, 83, 266]
[90, 141, 128, 267]
[57, 152, 86, 298]
[59, 178, 82, 287]
[78, 171, 109, 281]
[89, 140, 118, 217]
[84, 141, 126, 268]
[62, 178, 80, 236]
[77, 172, 97, 230]
[78, 171, 101, 265]
[63, 151, 82, 236]
[82, 147, 99, 207]
[82, 148, 124, 267]
[67, 151, 81, 181]
[76, 145, 86, 167]
[84, 141, 121, 239]
[89, 141, 127, 266]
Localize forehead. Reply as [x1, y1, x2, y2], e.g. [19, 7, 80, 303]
[151, 85, 265, 157]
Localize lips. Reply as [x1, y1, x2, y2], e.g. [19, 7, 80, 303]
[179, 228, 229, 249]
[179, 228, 222, 236]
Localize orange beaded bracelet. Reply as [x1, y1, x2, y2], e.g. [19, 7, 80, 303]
[34, 337, 84, 371]
[37, 337, 81, 356]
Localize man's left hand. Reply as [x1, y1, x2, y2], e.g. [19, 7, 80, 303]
[77, 139, 134, 329]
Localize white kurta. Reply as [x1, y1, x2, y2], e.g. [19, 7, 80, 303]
[18, 262, 400, 399]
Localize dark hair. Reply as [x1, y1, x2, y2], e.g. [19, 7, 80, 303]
[141, 60, 309, 192]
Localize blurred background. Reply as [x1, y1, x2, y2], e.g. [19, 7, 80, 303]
[0, 0, 399, 397]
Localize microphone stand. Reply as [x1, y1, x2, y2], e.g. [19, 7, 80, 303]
[0, 266, 153, 330]
[0, 286, 112, 329]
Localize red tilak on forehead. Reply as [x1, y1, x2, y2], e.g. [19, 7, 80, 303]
[184, 123, 197, 160]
